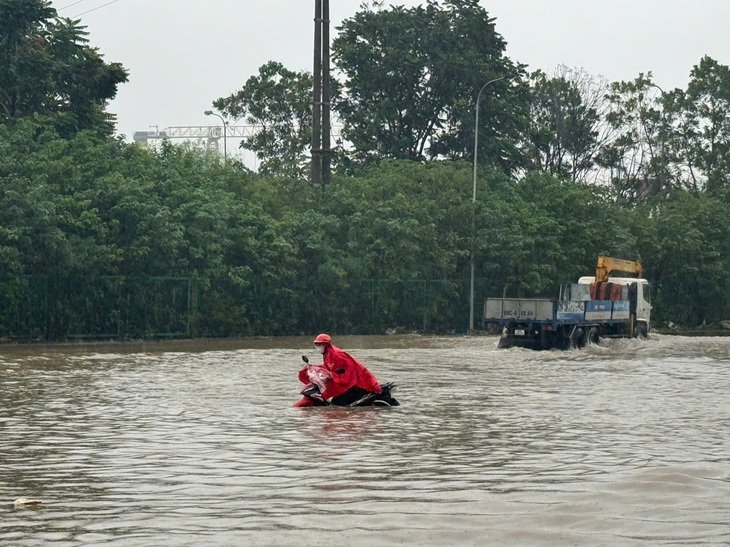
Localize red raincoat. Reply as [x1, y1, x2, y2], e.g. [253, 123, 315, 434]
[296, 344, 381, 403]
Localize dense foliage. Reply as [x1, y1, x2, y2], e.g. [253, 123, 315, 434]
[1, 121, 728, 339]
[331, 0, 526, 168]
[0, 0, 128, 136]
[1, 0, 729, 340]
[212, 61, 315, 178]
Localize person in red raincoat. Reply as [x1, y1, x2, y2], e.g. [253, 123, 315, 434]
[294, 333, 382, 407]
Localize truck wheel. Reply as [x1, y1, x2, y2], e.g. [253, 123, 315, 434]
[636, 323, 648, 339]
[570, 327, 586, 349]
[586, 327, 600, 345]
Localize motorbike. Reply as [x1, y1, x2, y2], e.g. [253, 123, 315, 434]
[295, 356, 399, 407]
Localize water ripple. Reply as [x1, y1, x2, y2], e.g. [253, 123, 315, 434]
[1, 335, 729, 545]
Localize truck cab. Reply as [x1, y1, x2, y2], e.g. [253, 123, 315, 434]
[577, 276, 651, 337]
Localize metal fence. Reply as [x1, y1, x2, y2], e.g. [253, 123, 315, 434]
[0, 276, 192, 341]
[0, 276, 489, 341]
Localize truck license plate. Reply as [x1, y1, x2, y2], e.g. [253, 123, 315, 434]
[515, 329, 525, 336]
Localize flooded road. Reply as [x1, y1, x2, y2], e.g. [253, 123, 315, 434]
[2, 334, 729, 545]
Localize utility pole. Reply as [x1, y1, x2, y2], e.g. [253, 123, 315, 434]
[321, 0, 331, 188]
[312, 0, 331, 187]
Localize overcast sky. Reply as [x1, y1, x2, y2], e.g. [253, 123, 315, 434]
[49, 0, 730, 144]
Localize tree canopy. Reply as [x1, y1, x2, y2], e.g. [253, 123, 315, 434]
[0, 0, 128, 136]
[332, 0, 526, 169]
[213, 61, 314, 178]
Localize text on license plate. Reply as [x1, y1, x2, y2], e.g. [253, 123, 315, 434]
[514, 329, 526, 336]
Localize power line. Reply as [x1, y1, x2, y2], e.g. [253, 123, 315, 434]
[72, 0, 121, 18]
[58, 0, 89, 11]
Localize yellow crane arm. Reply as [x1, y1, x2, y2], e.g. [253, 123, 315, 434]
[595, 256, 643, 283]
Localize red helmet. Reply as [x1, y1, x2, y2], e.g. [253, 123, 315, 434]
[313, 333, 331, 345]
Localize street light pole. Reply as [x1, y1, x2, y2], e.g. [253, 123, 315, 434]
[204, 110, 227, 162]
[470, 76, 504, 334]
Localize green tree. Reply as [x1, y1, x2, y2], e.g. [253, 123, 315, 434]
[332, 0, 526, 170]
[313, 160, 475, 332]
[599, 60, 730, 201]
[524, 67, 611, 183]
[475, 173, 637, 299]
[599, 73, 671, 202]
[647, 193, 730, 327]
[213, 61, 314, 178]
[0, 121, 131, 337]
[675, 56, 730, 195]
[0, 0, 128, 135]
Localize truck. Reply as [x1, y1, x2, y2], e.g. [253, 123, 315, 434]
[484, 257, 651, 350]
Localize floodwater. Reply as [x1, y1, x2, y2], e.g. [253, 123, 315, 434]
[1, 334, 729, 546]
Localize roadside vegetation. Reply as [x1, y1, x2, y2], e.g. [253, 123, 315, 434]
[1, 0, 728, 340]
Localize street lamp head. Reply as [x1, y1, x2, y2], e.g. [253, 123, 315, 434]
[204, 110, 213, 116]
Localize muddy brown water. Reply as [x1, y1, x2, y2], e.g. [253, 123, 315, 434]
[2, 334, 729, 545]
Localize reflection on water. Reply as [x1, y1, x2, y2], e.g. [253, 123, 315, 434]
[1, 334, 730, 545]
